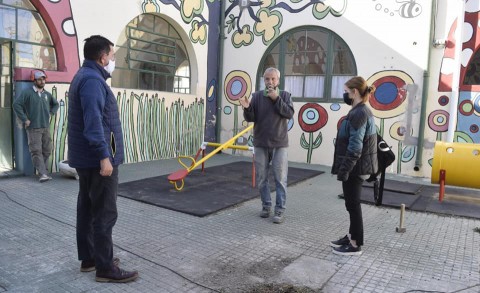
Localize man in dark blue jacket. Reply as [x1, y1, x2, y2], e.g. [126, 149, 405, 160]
[68, 35, 138, 283]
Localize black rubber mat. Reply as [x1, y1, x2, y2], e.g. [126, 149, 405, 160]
[363, 179, 424, 194]
[414, 185, 480, 219]
[360, 188, 421, 209]
[341, 181, 480, 219]
[118, 161, 324, 217]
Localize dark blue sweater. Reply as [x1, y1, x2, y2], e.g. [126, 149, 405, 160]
[67, 60, 124, 168]
[243, 90, 294, 148]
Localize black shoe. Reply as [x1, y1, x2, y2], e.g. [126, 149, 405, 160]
[332, 243, 362, 256]
[95, 266, 139, 283]
[80, 257, 120, 272]
[330, 235, 349, 248]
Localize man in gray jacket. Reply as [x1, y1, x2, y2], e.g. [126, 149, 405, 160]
[239, 67, 294, 223]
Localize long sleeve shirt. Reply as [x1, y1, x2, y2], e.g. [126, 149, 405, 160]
[243, 89, 294, 148]
[13, 86, 59, 129]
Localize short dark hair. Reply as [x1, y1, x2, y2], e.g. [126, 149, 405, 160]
[83, 35, 114, 61]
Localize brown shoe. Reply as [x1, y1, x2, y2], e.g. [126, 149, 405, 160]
[80, 257, 120, 272]
[95, 266, 139, 283]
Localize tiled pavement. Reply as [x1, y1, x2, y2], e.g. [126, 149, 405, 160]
[0, 154, 479, 292]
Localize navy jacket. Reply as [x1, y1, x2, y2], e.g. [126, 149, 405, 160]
[331, 103, 378, 181]
[243, 90, 294, 148]
[67, 60, 124, 168]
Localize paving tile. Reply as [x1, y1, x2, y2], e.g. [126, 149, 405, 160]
[0, 154, 478, 292]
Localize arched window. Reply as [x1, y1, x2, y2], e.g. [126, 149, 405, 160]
[257, 26, 356, 102]
[464, 48, 480, 85]
[0, 0, 57, 70]
[113, 14, 190, 93]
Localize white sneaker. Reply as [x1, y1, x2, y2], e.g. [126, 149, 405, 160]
[39, 174, 52, 183]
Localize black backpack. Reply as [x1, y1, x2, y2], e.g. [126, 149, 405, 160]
[367, 134, 395, 180]
[367, 134, 395, 206]
[376, 134, 395, 173]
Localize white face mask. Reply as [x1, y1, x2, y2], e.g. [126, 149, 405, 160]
[104, 59, 115, 74]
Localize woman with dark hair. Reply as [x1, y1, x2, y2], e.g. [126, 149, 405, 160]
[330, 76, 378, 256]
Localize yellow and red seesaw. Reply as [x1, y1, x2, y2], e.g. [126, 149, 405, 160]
[167, 124, 255, 191]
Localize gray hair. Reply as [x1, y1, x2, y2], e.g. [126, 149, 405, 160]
[263, 67, 281, 79]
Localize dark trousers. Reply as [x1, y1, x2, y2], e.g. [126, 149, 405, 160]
[76, 166, 118, 270]
[342, 175, 364, 246]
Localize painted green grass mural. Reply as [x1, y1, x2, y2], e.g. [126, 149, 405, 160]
[47, 87, 205, 171]
[116, 90, 205, 163]
[48, 86, 68, 172]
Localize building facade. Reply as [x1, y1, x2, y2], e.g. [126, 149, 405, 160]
[0, 0, 478, 179]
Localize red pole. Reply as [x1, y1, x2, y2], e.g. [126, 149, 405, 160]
[439, 169, 446, 202]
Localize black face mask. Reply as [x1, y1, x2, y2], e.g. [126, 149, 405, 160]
[343, 92, 353, 105]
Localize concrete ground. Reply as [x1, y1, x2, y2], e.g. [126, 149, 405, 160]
[0, 153, 479, 292]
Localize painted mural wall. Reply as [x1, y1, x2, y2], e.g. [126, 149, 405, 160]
[216, 0, 480, 179]
[44, 84, 204, 172]
[219, 0, 434, 177]
[27, 0, 213, 172]
[18, 0, 480, 179]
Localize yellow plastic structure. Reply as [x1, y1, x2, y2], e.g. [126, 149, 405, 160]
[431, 141, 480, 201]
[168, 124, 254, 190]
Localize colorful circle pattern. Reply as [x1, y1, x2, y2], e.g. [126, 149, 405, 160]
[389, 121, 407, 141]
[470, 124, 479, 133]
[428, 109, 449, 132]
[298, 103, 328, 133]
[367, 71, 413, 118]
[224, 70, 252, 106]
[223, 106, 232, 115]
[459, 100, 474, 116]
[438, 95, 449, 106]
[474, 95, 480, 114]
[370, 76, 405, 110]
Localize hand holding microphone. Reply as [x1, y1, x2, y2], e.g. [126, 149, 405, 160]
[266, 84, 279, 101]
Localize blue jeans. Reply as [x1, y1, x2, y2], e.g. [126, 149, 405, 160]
[254, 147, 288, 212]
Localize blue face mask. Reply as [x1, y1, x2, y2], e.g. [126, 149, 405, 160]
[343, 92, 353, 105]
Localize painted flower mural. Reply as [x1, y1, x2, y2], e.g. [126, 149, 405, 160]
[180, 0, 204, 23]
[298, 103, 328, 163]
[142, 0, 160, 13]
[232, 25, 254, 47]
[224, 70, 252, 106]
[225, 0, 345, 46]
[455, 93, 480, 143]
[224, 70, 253, 152]
[428, 109, 449, 141]
[313, 0, 347, 19]
[367, 70, 413, 135]
[254, 8, 282, 45]
[190, 20, 207, 44]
